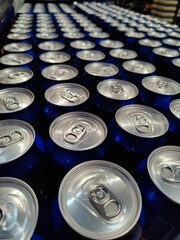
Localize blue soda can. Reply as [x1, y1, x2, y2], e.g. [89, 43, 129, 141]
[135, 146, 180, 233]
[68, 40, 95, 59]
[166, 57, 180, 82]
[108, 48, 138, 65]
[88, 31, 110, 45]
[52, 160, 142, 240]
[140, 76, 180, 113]
[98, 39, 124, 55]
[92, 79, 139, 124]
[124, 31, 145, 50]
[41, 64, 79, 91]
[162, 38, 180, 50]
[3, 42, 34, 58]
[108, 104, 169, 154]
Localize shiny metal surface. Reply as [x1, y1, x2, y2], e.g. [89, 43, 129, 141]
[0, 68, 33, 84]
[85, 62, 119, 77]
[170, 99, 180, 119]
[99, 39, 124, 49]
[110, 49, 137, 60]
[70, 40, 95, 49]
[123, 60, 156, 74]
[39, 51, 70, 64]
[153, 47, 180, 58]
[3, 43, 32, 53]
[38, 41, 65, 51]
[0, 53, 33, 66]
[76, 50, 105, 61]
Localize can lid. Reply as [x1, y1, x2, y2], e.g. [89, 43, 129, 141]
[10, 28, 32, 34]
[0, 177, 38, 239]
[36, 32, 59, 39]
[125, 31, 145, 38]
[169, 99, 180, 119]
[97, 79, 138, 100]
[39, 51, 71, 63]
[36, 27, 57, 33]
[76, 50, 105, 61]
[45, 83, 89, 106]
[147, 145, 180, 204]
[84, 26, 102, 33]
[63, 32, 85, 39]
[115, 104, 169, 138]
[0, 53, 33, 66]
[0, 88, 34, 113]
[0, 67, 33, 84]
[138, 38, 162, 47]
[3, 43, 32, 53]
[0, 119, 35, 163]
[7, 33, 31, 40]
[41, 64, 78, 81]
[168, 32, 180, 39]
[85, 62, 119, 77]
[59, 160, 142, 239]
[153, 47, 180, 58]
[123, 60, 156, 74]
[109, 48, 137, 60]
[89, 32, 110, 39]
[163, 38, 180, 47]
[172, 57, 180, 67]
[49, 111, 107, 151]
[61, 27, 80, 33]
[142, 76, 180, 95]
[99, 39, 124, 49]
[38, 41, 65, 51]
[36, 23, 54, 28]
[70, 40, 95, 49]
[147, 31, 167, 39]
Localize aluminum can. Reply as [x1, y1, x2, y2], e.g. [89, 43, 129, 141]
[51, 160, 142, 240]
[35, 33, 59, 45]
[108, 48, 138, 65]
[166, 57, 180, 82]
[41, 64, 79, 91]
[140, 76, 180, 113]
[124, 31, 145, 50]
[147, 31, 167, 41]
[108, 104, 169, 155]
[6, 33, 32, 45]
[135, 146, 180, 234]
[162, 38, 180, 50]
[45, 111, 110, 196]
[3, 42, 34, 57]
[62, 32, 85, 45]
[98, 39, 124, 54]
[68, 40, 95, 58]
[88, 31, 110, 45]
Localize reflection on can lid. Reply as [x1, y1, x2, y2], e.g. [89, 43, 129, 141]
[3, 42, 32, 53]
[99, 39, 124, 49]
[84, 26, 102, 33]
[39, 51, 70, 63]
[110, 48, 138, 60]
[0, 67, 33, 84]
[147, 145, 180, 204]
[38, 41, 65, 51]
[115, 104, 169, 138]
[125, 31, 145, 38]
[70, 40, 95, 49]
[10, 28, 32, 33]
[138, 39, 162, 48]
[153, 47, 180, 58]
[172, 58, 180, 67]
[77, 50, 105, 61]
[163, 38, 180, 47]
[0, 88, 34, 113]
[45, 83, 89, 106]
[7, 33, 31, 40]
[59, 160, 142, 239]
[97, 79, 138, 100]
[142, 76, 180, 95]
[50, 111, 107, 151]
[85, 62, 119, 77]
[147, 31, 167, 39]
[0, 119, 35, 163]
[63, 32, 85, 39]
[0, 53, 33, 66]
[36, 32, 59, 39]
[0, 177, 38, 240]
[170, 99, 180, 119]
[123, 60, 156, 74]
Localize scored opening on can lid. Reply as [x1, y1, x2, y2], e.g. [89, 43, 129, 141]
[169, 99, 180, 119]
[85, 62, 119, 77]
[49, 111, 107, 151]
[115, 104, 169, 138]
[0, 53, 33, 66]
[123, 60, 156, 74]
[147, 145, 180, 204]
[0, 177, 38, 240]
[59, 160, 142, 240]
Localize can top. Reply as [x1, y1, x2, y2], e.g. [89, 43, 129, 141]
[7, 33, 31, 40]
[0, 119, 35, 163]
[153, 47, 180, 58]
[76, 50, 106, 61]
[170, 99, 180, 119]
[109, 48, 138, 60]
[123, 60, 156, 74]
[138, 38, 162, 48]
[97, 79, 138, 100]
[163, 38, 180, 47]
[38, 41, 65, 51]
[147, 31, 167, 39]
[36, 27, 57, 33]
[61, 27, 80, 33]
[85, 62, 119, 77]
[0, 67, 33, 84]
[63, 32, 85, 39]
[45, 83, 89, 106]
[0, 88, 34, 113]
[147, 145, 180, 204]
[142, 76, 180, 95]
[0, 177, 38, 240]
[115, 104, 169, 138]
[42, 64, 78, 81]
[84, 26, 102, 33]
[99, 39, 124, 49]
[3, 43, 32, 53]
[0, 53, 33, 66]
[59, 160, 142, 239]
[10, 27, 32, 34]
[39, 51, 71, 64]
[36, 32, 59, 39]
[89, 31, 110, 39]
[125, 31, 145, 39]
[172, 57, 180, 67]
[50, 111, 107, 151]
[70, 40, 95, 49]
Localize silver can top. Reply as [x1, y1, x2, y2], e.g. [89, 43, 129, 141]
[76, 50, 105, 61]
[41, 64, 78, 81]
[99, 39, 124, 49]
[39, 51, 70, 64]
[89, 31, 110, 39]
[85, 62, 119, 77]
[49, 111, 107, 151]
[170, 99, 180, 119]
[70, 40, 95, 50]
[59, 160, 142, 239]
[97, 79, 138, 100]
[138, 38, 162, 48]
[7, 33, 31, 40]
[3, 42, 32, 53]
[0, 119, 35, 163]
[125, 31, 145, 39]
[153, 47, 180, 58]
[36, 27, 57, 33]
[36, 32, 59, 39]
[115, 104, 169, 138]
[0, 88, 34, 113]
[0, 68, 33, 84]
[147, 145, 180, 204]
[123, 60, 156, 74]
[172, 58, 180, 67]
[45, 83, 89, 106]
[60, 27, 80, 33]
[38, 41, 65, 51]
[0, 177, 38, 240]
[0, 53, 33, 66]
[110, 49, 138, 60]
[147, 31, 167, 39]
[84, 26, 102, 33]
[142, 76, 180, 95]
[63, 32, 85, 39]
[163, 38, 180, 47]
[10, 27, 32, 34]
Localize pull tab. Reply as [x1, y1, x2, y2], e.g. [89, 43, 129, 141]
[12, 57, 25, 64]
[156, 80, 168, 90]
[89, 185, 121, 221]
[61, 89, 80, 103]
[130, 64, 144, 72]
[129, 112, 152, 133]
[9, 72, 27, 79]
[0, 203, 17, 230]
[111, 83, 124, 94]
[0, 130, 24, 148]
[3, 96, 20, 110]
[159, 163, 180, 183]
